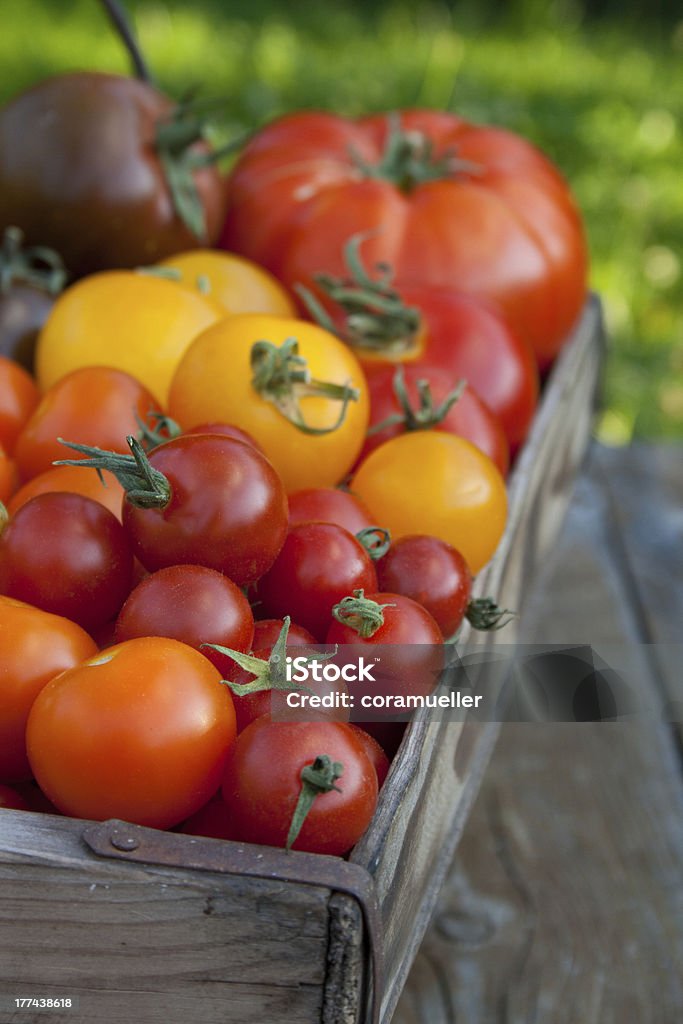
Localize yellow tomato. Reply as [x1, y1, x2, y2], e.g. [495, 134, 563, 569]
[168, 313, 369, 492]
[35, 271, 222, 404]
[351, 432, 507, 575]
[158, 249, 296, 317]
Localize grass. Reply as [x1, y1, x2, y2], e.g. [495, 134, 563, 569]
[1, 0, 682, 441]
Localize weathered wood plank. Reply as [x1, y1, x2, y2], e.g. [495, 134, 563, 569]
[394, 441, 683, 1023]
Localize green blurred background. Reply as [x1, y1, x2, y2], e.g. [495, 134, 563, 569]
[2, 0, 681, 442]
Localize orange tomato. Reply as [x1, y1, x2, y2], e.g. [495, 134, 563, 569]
[0, 355, 40, 454]
[7, 465, 125, 521]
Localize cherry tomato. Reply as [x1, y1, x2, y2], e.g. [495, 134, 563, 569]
[221, 716, 377, 855]
[288, 486, 376, 534]
[26, 636, 237, 828]
[36, 270, 221, 403]
[346, 725, 391, 787]
[0, 783, 30, 810]
[0, 354, 39, 454]
[0, 445, 17, 503]
[0, 595, 97, 783]
[14, 365, 165, 481]
[112, 434, 288, 586]
[376, 535, 473, 639]
[168, 313, 369, 492]
[351, 432, 507, 575]
[114, 564, 254, 668]
[0, 492, 134, 629]
[251, 619, 317, 649]
[7, 465, 125, 521]
[361, 363, 509, 475]
[158, 249, 296, 317]
[177, 790, 236, 840]
[255, 522, 378, 640]
[184, 422, 263, 453]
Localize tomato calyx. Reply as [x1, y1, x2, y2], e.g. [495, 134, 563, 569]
[0, 226, 67, 297]
[54, 435, 172, 509]
[331, 589, 395, 639]
[466, 597, 515, 632]
[356, 527, 392, 562]
[250, 337, 359, 435]
[0, 500, 8, 534]
[297, 233, 422, 356]
[367, 365, 467, 437]
[135, 410, 182, 452]
[352, 113, 482, 193]
[287, 753, 344, 851]
[203, 617, 335, 698]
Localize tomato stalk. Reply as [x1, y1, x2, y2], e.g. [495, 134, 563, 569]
[331, 589, 395, 639]
[287, 754, 344, 851]
[54, 436, 171, 509]
[367, 365, 467, 437]
[135, 410, 182, 452]
[466, 597, 515, 632]
[251, 337, 359, 435]
[0, 227, 66, 297]
[0, 501, 8, 534]
[297, 234, 422, 355]
[99, 0, 152, 83]
[355, 527, 391, 561]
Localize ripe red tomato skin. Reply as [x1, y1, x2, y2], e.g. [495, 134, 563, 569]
[177, 791, 236, 840]
[26, 636, 237, 829]
[122, 434, 289, 586]
[251, 619, 317, 650]
[346, 725, 391, 787]
[376, 535, 472, 639]
[0, 492, 134, 629]
[221, 716, 378, 855]
[255, 522, 378, 640]
[0, 782, 30, 810]
[0, 595, 97, 783]
[183, 422, 264, 454]
[114, 564, 254, 666]
[288, 487, 376, 535]
[361, 362, 509, 475]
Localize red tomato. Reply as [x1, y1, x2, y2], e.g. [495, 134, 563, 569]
[14, 366, 164, 482]
[0, 354, 39, 454]
[221, 109, 588, 368]
[0, 492, 133, 629]
[361, 363, 509, 473]
[221, 716, 377, 855]
[177, 790, 236, 840]
[346, 725, 391, 787]
[114, 564, 254, 668]
[0, 783, 30, 810]
[0, 445, 17, 503]
[26, 636, 237, 828]
[251, 618, 317, 650]
[287, 486, 376, 534]
[376, 535, 472, 639]
[255, 522, 378, 640]
[0, 595, 97, 783]
[184, 421, 264, 453]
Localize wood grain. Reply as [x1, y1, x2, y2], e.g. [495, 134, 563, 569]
[394, 441, 683, 1024]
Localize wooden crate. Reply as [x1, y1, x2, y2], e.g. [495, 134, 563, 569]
[0, 297, 604, 1024]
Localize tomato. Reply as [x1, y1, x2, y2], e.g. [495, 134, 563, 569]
[168, 313, 369, 492]
[7, 465, 125, 521]
[376, 535, 472, 639]
[0, 492, 134, 629]
[288, 486, 376, 534]
[0, 783, 30, 811]
[346, 725, 391, 787]
[0, 72, 226, 278]
[114, 564, 254, 669]
[255, 522, 378, 640]
[222, 109, 588, 368]
[177, 791, 236, 841]
[361, 363, 509, 473]
[0, 445, 17, 504]
[0, 227, 66, 372]
[252, 618, 317, 649]
[0, 595, 97, 783]
[0, 354, 39, 454]
[26, 636, 236, 828]
[158, 249, 295, 317]
[184, 422, 263, 453]
[36, 270, 221, 404]
[351, 432, 507, 575]
[221, 717, 377, 855]
[64, 433, 289, 586]
[14, 365, 165, 481]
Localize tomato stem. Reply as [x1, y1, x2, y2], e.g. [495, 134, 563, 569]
[135, 410, 182, 452]
[251, 337, 359, 436]
[0, 501, 8, 535]
[331, 589, 395, 639]
[297, 233, 422, 355]
[466, 597, 515, 632]
[54, 436, 172, 509]
[367, 366, 467, 436]
[356, 527, 391, 561]
[286, 754, 344, 851]
[0, 227, 67, 296]
[99, 0, 153, 84]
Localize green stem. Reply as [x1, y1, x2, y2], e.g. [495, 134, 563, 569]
[135, 411, 183, 452]
[356, 527, 391, 561]
[251, 338, 359, 436]
[286, 755, 344, 851]
[0, 501, 8, 535]
[331, 589, 395, 639]
[0, 227, 67, 296]
[99, 0, 152, 83]
[53, 436, 171, 509]
[367, 366, 467, 436]
[466, 597, 515, 632]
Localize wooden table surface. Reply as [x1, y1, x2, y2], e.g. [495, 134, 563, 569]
[393, 441, 683, 1024]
